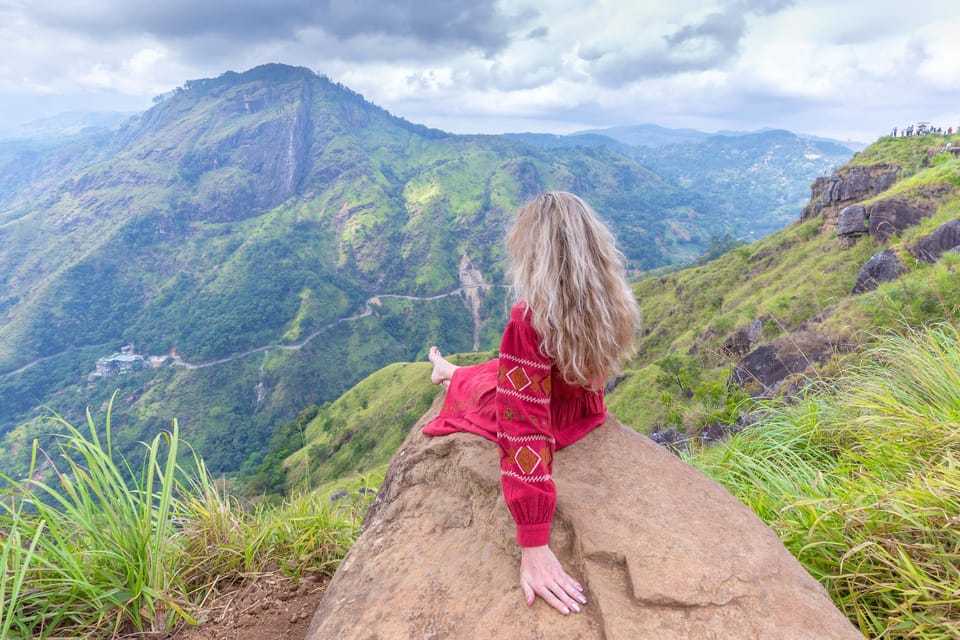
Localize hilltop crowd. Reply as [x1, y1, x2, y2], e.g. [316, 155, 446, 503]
[890, 123, 955, 137]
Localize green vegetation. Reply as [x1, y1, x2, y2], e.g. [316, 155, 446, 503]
[0, 395, 366, 638]
[0, 291, 484, 485]
[847, 132, 960, 175]
[4, 69, 960, 637]
[632, 129, 852, 240]
[692, 324, 960, 639]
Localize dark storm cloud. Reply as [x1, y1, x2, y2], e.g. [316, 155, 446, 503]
[583, 1, 793, 88]
[27, 0, 520, 53]
[735, 0, 795, 16]
[663, 11, 746, 53]
[586, 11, 746, 86]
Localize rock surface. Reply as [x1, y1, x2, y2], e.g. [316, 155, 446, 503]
[720, 318, 765, 357]
[732, 327, 840, 396]
[306, 397, 863, 640]
[866, 198, 935, 242]
[800, 163, 900, 226]
[852, 249, 907, 294]
[836, 204, 868, 248]
[911, 217, 960, 263]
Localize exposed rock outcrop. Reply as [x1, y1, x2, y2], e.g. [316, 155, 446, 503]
[306, 399, 862, 640]
[866, 198, 935, 242]
[801, 163, 900, 227]
[835, 191, 944, 248]
[911, 217, 960, 263]
[852, 249, 907, 294]
[836, 204, 868, 247]
[732, 328, 839, 395]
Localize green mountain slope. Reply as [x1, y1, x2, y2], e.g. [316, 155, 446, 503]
[610, 134, 960, 438]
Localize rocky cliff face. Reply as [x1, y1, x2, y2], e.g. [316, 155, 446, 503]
[800, 163, 900, 228]
[306, 398, 862, 640]
[726, 159, 958, 397]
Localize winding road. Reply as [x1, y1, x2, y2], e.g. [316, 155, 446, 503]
[2, 285, 505, 378]
[169, 289, 472, 369]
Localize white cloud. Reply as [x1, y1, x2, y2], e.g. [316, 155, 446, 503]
[0, 0, 957, 141]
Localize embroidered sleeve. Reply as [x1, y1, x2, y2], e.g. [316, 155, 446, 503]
[496, 310, 556, 547]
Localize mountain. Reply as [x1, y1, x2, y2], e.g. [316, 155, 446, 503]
[575, 123, 713, 147]
[0, 64, 855, 481]
[631, 129, 855, 240]
[576, 123, 865, 152]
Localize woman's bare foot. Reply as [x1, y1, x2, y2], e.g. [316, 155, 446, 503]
[429, 346, 458, 387]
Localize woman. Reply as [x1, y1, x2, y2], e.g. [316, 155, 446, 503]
[424, 191, 641, 616]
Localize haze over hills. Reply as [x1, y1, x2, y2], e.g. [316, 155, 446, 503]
[0, 110, 132, 140]
[0, 63, 852, 479]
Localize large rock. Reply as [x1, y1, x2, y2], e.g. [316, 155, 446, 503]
[911, 217, 960, 263]
[732, 328, 838, 396]
[866, 198, 934, 242]
[306, 398, 863, 640]
[852, 249, 907, 294]
[836, 204, 868, 248]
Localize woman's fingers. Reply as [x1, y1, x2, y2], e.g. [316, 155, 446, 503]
[521, 579, 536, 606]
[536, 581, 574, 615]
[519, 544, 588, 615]
[528, 575, 585, 615]
[548, 579, 584, 613]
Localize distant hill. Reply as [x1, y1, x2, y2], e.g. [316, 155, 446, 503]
[576, 123, 866, 152]
[510, 126, 856, 241]
[574, 123, 713, 147]
[0, 110, 132, 140]
[631, 129, 855, 239]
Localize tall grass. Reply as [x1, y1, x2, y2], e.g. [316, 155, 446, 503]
[0, 502, 43, 638]
[693, 324, 960, 639]
[0, 394, 367, 638]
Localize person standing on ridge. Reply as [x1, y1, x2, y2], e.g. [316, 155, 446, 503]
[424, 191, 641, 617]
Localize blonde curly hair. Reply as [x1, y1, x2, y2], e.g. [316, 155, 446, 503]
[506, 191, 641, 388]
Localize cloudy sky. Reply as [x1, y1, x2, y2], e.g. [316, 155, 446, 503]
[1, 0, 958, 143]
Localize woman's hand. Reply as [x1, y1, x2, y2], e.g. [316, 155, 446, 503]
[519, 544, 587, 615]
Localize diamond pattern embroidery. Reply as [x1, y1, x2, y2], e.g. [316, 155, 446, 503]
[514, 445, 542, 474]
[506, 366, 532, 391]
[528, 371, 551, 396]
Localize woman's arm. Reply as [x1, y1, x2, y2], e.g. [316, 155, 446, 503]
[496, 311, 587, 614]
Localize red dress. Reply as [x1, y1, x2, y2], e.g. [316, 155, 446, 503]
[423, 302, 607, 547]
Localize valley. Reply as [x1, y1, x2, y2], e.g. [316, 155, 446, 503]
[0, 63, 852, 482]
